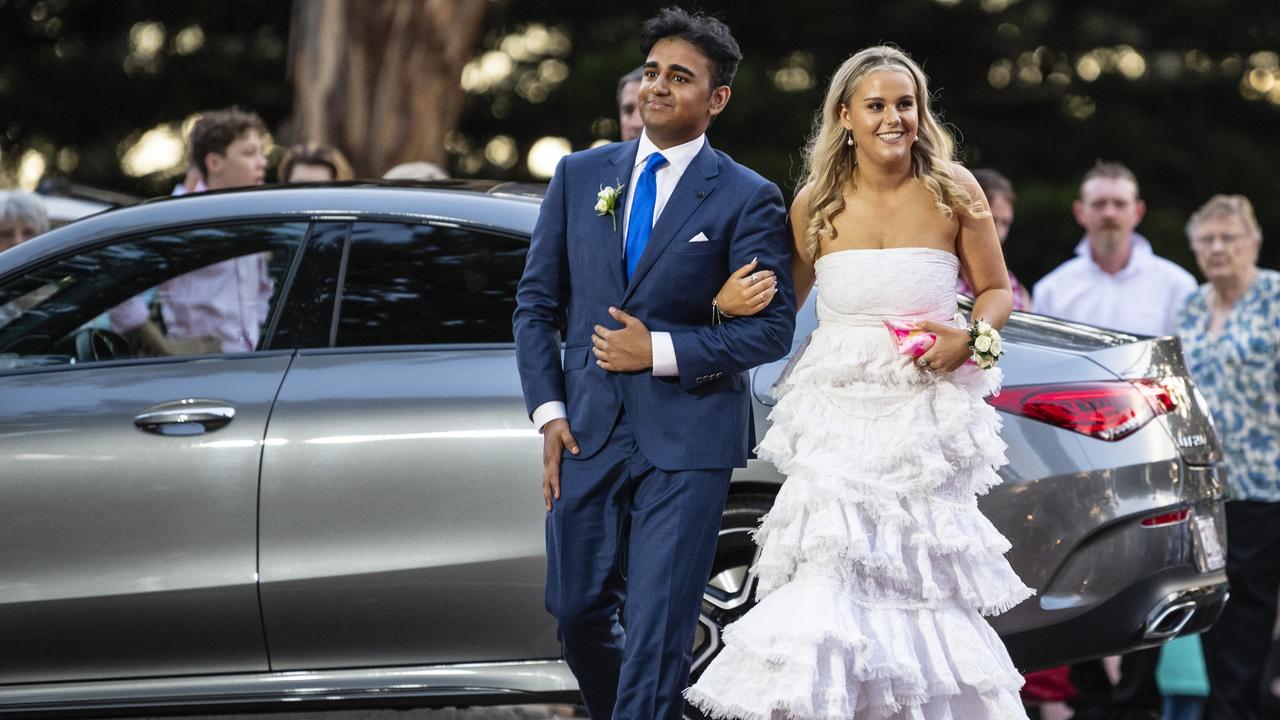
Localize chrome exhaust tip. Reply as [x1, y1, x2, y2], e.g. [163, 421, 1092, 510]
[1143, 598, 1198, 640]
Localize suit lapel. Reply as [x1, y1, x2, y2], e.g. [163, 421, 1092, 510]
[623, 141, 720, 302]
[599, 142, 636, 293]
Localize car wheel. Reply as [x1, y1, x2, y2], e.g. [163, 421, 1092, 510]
[686, 492, 775, 719]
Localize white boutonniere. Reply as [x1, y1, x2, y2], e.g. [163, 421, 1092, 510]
[595, 181, 625, 231]
[967, 318, 1005, 370]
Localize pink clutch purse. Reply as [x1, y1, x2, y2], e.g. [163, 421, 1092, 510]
[883, 320, 976, 366]
[883, 320, 935, 359]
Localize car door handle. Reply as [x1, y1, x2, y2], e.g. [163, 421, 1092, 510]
[134, 399, 237, 435]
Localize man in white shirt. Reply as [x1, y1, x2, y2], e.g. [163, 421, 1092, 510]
[1035, 161, 1196, 718]
[1032, 162, 1196, 336]
[110, 108, 270, 355]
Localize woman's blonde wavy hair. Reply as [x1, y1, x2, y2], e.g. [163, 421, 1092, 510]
[799, 46, 988, 262]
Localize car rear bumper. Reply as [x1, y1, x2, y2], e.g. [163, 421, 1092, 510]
[1003, 563, 1228, 671]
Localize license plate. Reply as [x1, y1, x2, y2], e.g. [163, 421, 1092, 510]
[1192, 515, 1226, 572]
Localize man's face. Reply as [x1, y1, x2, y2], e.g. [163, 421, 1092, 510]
[638, 38, 729, 147]
[1189, 214, 1260, 284]
[0, 215, 41, 252]
[989, 192, 1014, 244]
[1073, 177, 1145, 254]
[205, 129, 267, 190]
[618, 80, 643, 142]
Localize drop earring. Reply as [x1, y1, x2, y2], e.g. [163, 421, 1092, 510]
[845, 130, 854, 146]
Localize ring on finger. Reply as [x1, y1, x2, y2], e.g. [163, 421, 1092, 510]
[750, 273, 758, 284]
[917, 357, 929, 368]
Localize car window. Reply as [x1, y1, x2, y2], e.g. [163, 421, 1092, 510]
[0, 222, 307, 372]
[332, 221, 528, 347]
[266, 221, 347, 351]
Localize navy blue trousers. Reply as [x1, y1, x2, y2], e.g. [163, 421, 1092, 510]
[545, 410, 731, 720]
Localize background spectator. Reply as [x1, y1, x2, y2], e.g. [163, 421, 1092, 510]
[1156, 632, 1209, 720]
[1033, 161, 1196, 335]
[0, 191, 50, 252]
[278, 141, 354, 182]
[958, 168, 1030, 310]
[382, 161, 449, 181]
[616, 66, 644, 141]
[1176, 194, 1280, 719]
[1035, 161, 1197, 719]
[109, 107, 270, 356]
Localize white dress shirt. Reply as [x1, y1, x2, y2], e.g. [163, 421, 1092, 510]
[532, 131, 706, 431]
[1031, 234, 1197, 336]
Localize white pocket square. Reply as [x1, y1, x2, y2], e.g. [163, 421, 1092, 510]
[688, 232, 710, 243]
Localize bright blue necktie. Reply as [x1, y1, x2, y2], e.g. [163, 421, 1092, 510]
[625, 152, 668, 281]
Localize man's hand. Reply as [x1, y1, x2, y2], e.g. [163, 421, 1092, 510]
[168, 335, 222, 355]
[541, 418, 579, 511]
[126, 323, 221, 357]
[592, 307, 653, 372]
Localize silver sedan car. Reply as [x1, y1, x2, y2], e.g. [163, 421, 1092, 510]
[0, 183, 1228, 717]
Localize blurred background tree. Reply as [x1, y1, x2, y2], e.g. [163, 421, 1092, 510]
[286, 0, 488, 177]
[0, 0, 1276, 282]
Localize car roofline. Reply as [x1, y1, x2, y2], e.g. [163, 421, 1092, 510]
[0, 184, 545, 274]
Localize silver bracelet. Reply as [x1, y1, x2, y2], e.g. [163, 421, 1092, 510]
[712, 298, 733, 326]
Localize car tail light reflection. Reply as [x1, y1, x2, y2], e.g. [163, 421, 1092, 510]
[987, 379, 1177, 442]
[1140, 508, 1191, 527]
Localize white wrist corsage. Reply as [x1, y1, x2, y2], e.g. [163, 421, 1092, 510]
[595, 181, 625, 231]
[967, 318, 1004, 370]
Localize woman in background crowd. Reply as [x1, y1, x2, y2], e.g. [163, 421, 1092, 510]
[0, 191, 50, 252]
[1175, 194, 1280, 720]
[278, 142, 354, 183]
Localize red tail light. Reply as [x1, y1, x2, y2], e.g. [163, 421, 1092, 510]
[1141, 508, 1191, 527]
[987, 379, 1177, 442]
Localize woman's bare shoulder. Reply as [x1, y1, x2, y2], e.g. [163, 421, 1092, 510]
[791, 181, 816, 215]
[949, 162, 979, 184]
[949, 163, 984, 194]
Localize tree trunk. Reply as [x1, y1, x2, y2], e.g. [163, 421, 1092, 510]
[287, 0, 489, 178]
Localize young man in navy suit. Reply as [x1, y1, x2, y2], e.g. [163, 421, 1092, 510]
[513, 8, 795, 719]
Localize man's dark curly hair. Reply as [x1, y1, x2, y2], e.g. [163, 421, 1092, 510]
[189, 107, 266, 176]
[640, 6, 742, 90]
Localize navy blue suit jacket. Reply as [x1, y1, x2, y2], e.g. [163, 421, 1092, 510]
[513, 138, 795, 470]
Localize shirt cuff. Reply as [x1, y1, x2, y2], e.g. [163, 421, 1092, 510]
[531, 401, 567, 432]
[651, 331, 678, 377]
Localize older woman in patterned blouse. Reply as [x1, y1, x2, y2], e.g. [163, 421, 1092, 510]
[1175, 194, 1280, 719]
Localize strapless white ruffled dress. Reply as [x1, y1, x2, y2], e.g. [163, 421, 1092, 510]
[685, 248, 1034, 720]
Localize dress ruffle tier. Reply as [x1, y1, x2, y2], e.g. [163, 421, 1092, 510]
[686, 320, 1034, 720]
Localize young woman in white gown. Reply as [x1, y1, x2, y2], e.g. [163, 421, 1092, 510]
[687, 46, 1034, 720]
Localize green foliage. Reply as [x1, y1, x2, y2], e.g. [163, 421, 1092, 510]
[0, 0, 291, 195]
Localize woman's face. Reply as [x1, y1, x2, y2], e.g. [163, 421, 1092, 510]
[287, 162, 335, 183]
[0, 214, 42, 251]
[1189, 213, 1260, 284]
[840, 68, 918, 169]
